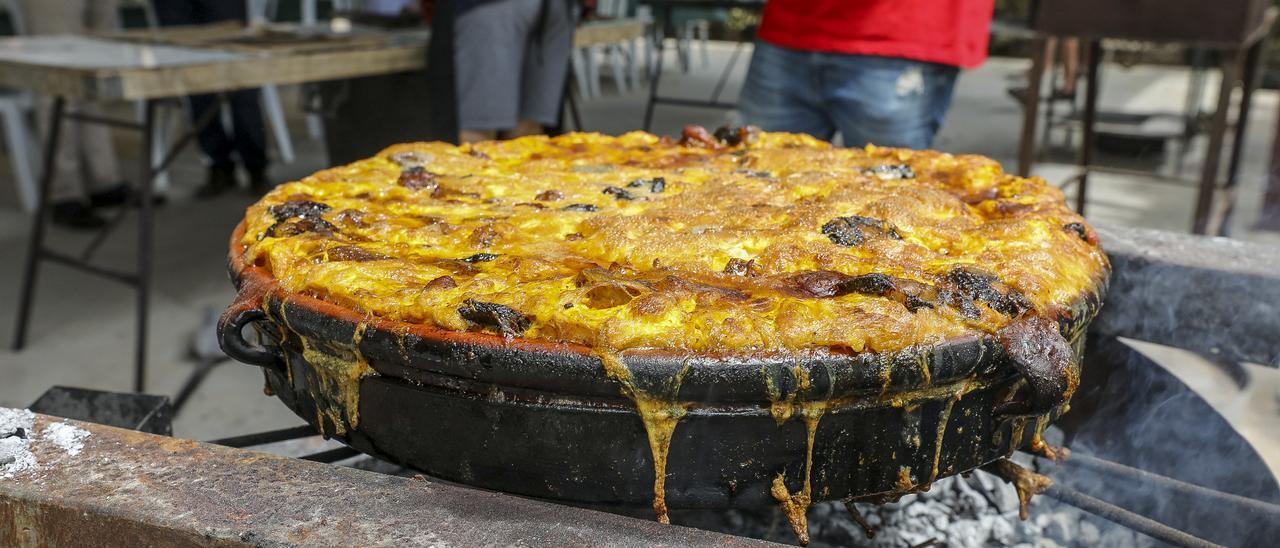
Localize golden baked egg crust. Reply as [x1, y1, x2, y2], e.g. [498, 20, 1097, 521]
[240, 127, 1109, 355]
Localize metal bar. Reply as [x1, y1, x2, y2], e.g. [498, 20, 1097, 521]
[207, 425, 318, 448]
[170, 358, 226, 414]
[300, 446, 362, 463]
[135, 99, 157, 393]
[709, 38, 747, 104]
[642, 4, 672, 131]
[61, 111, 146, 130]
[1016, 36, 1047, 177]
[79, 97, 223, 263]
[648, 96, 738, 109]
[1193, 48, 1243, 234]
[1075, 39, 1102, 215]
[1042, 483, 1224, 548]
[39, 250, 138, 285]
[1055, 452, 1280, 521]
[11, 96, 64, 352]
[1218, 40, 1267, 236]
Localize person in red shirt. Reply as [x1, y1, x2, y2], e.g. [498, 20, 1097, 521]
[739, 0, 995, 148]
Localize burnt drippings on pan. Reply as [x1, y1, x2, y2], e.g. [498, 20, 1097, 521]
[398, 165, 439, 192]
[326, 245, 388, 262]
[602, 185, 636, 200]
[1063, 222, 1099, 245]
[462, 253, 499, 263]
[269, 199, 331, 221]
[562, 203, 599, 212]
[821, 215, 902, 246]
[863, 164, 916, 180]
[713, 124, 760, 147]
[457, 299, 531, 338]
[627, 177, 665, 193]
[995, 316, 1077, 417]
[945, 265, 1032, 317]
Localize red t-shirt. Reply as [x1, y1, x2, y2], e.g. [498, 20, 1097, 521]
[756, 0, 995, 69]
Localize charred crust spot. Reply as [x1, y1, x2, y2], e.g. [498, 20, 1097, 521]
[627, 177, 665, 193]
[712, 125, 759, 147]
[398, 166, 439, 192]
[839, 273, 896, 296]
[562, 203, 599, 212]
[1063, 222, 1098, 245]
[863, 164, 915, 180]
[723, 258, 760, 277]
[467, 149, 491, 160]
[535, 189, 564, 202]
[265, 217, 337, 238]
[514, 202, 546, 209]
[822, 218, 866, 247]
[458, 299, 532, 337]
[783, 270, 853, 298]
[268, 200, 331, 221]
[426, 276, 457, 290]
[822, 215, 902, 246]
[462, 253, 498, 263]
[564, 232, 583, 241]
[679, 125, 720, 148]
[327, 245, 388, 262]
[602, 186, 635, 200]
[945, 265, 1032, 317]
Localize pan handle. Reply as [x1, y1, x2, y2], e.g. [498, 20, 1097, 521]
[994, 317, 1077, 419]
[218, 308, 284, 373]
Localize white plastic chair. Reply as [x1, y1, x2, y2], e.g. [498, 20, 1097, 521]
[0, 0, 40, 211]
[574, 0, 640, 98]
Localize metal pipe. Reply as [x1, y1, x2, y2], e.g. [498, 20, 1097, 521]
[1050, 452, 1280, 522]
[1042, 483, 1224, 548]
[207, 425, 318, 448]
[12, 96, 65, 352]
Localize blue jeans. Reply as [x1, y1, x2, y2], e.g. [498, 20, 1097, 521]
[739, 41, 959, 149]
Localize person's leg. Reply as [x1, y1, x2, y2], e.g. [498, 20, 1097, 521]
[454, 0, 535, 139]
[195, 0, 269, 187]
[738, 41, 834, 140]
[152, 0, 237, 196]
[823, 54, 959, 149]
[514, 0, 576, 136]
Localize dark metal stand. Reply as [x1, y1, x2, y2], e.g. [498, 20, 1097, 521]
[1017, 33, 1270, 235]
[11, 96, 223, 393]
[640, 0, 764, 131]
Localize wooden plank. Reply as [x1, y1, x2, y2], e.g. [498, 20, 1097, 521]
[574, 19, 646, 48]
[115, 44, 427, 100]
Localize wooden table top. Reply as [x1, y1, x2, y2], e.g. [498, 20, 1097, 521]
[0, 19, 644, 101]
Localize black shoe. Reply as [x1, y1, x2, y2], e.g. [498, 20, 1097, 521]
[88, 183, 133, 208]
[247, 167, 272, 194]
[50, 200, 107, 230]
[196, 167, 237, 199]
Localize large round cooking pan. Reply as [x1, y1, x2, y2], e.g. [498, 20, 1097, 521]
[219, 221, 1106, 512]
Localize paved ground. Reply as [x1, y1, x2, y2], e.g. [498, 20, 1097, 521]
[0, 44, 1275, 478]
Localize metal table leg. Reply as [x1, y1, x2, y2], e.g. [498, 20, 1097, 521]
[11, 95, 224, 393]
[1218, 40, 1266, 236]
[11, 96, 65, 353]
[1016, 36, 1048, 177]
[1193, 48, 1245, 235]
[1076, 39, 1103, 216]
[641, 5, 671, 131]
